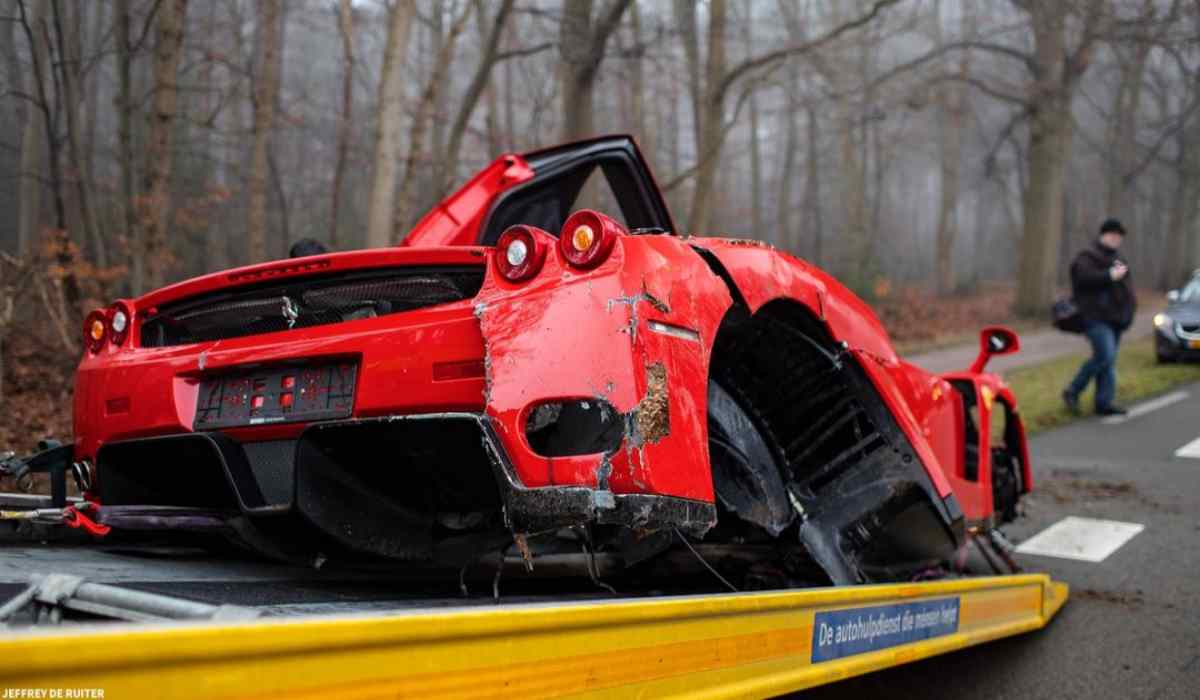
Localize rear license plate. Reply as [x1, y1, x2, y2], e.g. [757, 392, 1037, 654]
[1190, 340, 1200, 350]
[195, 362, 357, 430]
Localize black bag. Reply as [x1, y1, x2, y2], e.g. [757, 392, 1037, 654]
[1051, 297, 1084, 333]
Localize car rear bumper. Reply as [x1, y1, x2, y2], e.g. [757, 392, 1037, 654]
[74, 301, 489, 461]
[93, 413, 715, 558]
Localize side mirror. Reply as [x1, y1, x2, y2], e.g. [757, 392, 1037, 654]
[969, 325, 1020, 374]
[1168, 290, 1180, 302]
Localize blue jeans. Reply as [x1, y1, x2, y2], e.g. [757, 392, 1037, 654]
[1067, 321, 1122, 409]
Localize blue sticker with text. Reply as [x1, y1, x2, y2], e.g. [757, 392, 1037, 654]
[811, 597, 960, 663]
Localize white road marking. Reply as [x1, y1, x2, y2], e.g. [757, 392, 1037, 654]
[1174, 435, 1200, 459]
[1014, 516, 1144, 562]
[1101, 390, 1190, 424]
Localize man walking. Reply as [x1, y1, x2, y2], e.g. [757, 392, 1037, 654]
[1063, 219, 1137, 416]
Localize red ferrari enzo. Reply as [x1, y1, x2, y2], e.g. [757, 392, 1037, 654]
[69, 136, 1031, 586]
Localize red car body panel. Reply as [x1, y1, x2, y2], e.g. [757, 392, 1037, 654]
[74, 247, 493, 461]
[71, 135, 1031, 581]
[475, 229, 731, 500]
[687, 239, 959, 501]
[938, 372, 1034, 523]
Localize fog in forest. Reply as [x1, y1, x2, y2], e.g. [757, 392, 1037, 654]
[1, 0, 1198, 330]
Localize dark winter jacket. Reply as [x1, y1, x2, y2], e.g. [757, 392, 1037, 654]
[1070, 241, 1137, 330]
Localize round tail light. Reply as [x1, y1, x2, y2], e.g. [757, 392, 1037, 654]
[108, 301, 132, 346]
[495, 225, 549, 282]
[83, 310, 107, 354]
[559, 210, 621, 269]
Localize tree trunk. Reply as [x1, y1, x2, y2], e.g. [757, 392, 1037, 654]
[51, 0, 106, 269]
[329, 0, 355, 250]
[776, 61, 799, 251]
[141, 0, 188, 291]
[477, 0, 502, 156]
[19, 0, 80, 305]
[429, 1, 448, 200]
[502, 33, 515, 150]
[559, 0, 596, 141]
[629, 2, 652, 161]
[393, 3, 471, 241]
[245, 0, 281, 264]
[806, 104, 823, 267]
[441, 0, 515, 194]
[934, 0, 969, 296]
[685, 0, 727, 234]
[1013, 3, 1082, 316]
[198, 0, 227, 273]
[365, 0, 416, 249]
[556, 0, 595, 141]
[559, 0, 633, 141]
[16, 0, 49, 259]
[81, 0, 102, 187]
[2, 12, 23, 126]
[1105, 2, 1154, 217]
[116, 0, 138, 289]
[674, 0, 702, 171]
[748, 87, 763, 240]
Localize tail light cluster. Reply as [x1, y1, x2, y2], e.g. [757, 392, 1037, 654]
[494, 209, 625, 283]
[83, 302, 132, 354]
[495, 225, 549, 282]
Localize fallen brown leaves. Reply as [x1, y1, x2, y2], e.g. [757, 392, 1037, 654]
[873, 282, 1017, 344]
[0, 327, 75, 455]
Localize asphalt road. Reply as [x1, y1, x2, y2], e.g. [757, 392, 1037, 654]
[804, 383, 1200, 700]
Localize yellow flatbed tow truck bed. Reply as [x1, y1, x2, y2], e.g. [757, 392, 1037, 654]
[0, 570, 1067, 699]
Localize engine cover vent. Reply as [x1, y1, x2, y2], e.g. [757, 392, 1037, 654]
[140, 266, 484, 347]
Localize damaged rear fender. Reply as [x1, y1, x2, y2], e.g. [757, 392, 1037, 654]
[473, 231, 732, 512]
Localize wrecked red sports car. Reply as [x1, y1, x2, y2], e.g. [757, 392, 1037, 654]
[70, 136, 1031, 586]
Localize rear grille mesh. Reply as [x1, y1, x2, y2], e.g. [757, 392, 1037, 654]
[140, 266, 484, 347]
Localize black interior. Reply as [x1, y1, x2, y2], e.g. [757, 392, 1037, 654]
[480, 137, 674, 245]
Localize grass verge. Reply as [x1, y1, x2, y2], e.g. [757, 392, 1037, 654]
[1003, 339, 1200, 435]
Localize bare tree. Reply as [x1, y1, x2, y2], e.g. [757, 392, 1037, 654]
[140, 0, 188, 291]
[440, 0, 517, 194]
[115, 0, 138, 285]
[685, 0, 727, 234]
[559, 0, 634, 141]
[246, 0, 282, 264]
[330, 0, 355, 250]
[1012, 0, 1105, 315]
[744, 1, 763, 240]
[365, 0, 416, 249]
[15, 0, 49, 259]
[934, 0, 973, 296]
[16, 0, 81, 304]
[50, 0, 105, 268]
[679, 0, 901, 233]
[392, 1, 472, 240]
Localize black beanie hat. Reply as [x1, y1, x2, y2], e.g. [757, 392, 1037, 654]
[1100, 218, 1126, 236]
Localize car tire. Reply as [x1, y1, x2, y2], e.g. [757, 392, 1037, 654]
[706, 379, 793, 537]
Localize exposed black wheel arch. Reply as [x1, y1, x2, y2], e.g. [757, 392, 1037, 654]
[703, 297, 965, 584]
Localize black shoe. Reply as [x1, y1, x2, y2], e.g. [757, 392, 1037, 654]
[1095, 405, 1128, 416]
[1062, 390, 1080, 416]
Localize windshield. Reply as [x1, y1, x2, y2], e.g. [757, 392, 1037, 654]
[1182, 278, 1200, 302]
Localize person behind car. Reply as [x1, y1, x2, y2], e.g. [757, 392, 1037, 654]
[289, 238, 328, 258]
[1062, 218, 1137, 416]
